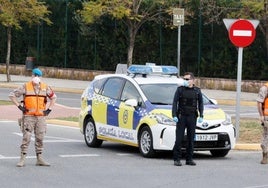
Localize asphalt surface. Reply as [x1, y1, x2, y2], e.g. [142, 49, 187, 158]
[0, 74, 260, 150]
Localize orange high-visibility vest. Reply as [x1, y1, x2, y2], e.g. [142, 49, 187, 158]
[24, 81, 47, 116]
[264, 83, 268, 116]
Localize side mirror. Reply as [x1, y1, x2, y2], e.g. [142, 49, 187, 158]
[125, 99, 138, 107]
[210, 99, 218, 105]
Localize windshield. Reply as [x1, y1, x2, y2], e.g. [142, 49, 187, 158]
[140, 84, 177, 105]
[140, 84, 213, 105]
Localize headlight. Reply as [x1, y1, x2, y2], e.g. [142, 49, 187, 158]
[149, 113, 176, 126]
[222, 113, 232, 125]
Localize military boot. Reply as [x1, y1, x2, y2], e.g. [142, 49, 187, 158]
[261, 152, 268, 164]
[17, 153, 26, 167]
[36, 153, 50, 166]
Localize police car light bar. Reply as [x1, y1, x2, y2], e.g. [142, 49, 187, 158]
[127, 65, 178, 75]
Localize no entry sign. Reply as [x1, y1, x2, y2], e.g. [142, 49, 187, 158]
[222, 18, 259, 142]
[229, 19, 256, 48]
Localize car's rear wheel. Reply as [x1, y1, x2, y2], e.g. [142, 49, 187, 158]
[138, 126, 156, 158]
[210, 149, 230, 157]
[84, 118, 103, 147]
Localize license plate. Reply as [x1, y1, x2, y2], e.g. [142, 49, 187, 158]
[195, 134, 218, 141]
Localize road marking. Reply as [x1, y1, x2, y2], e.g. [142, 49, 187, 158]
[55, 103, 80, 110]
[1, 154, 100, 160]
[59, 154, 100, 158]
[0, 155, 36, 160]
[230, 112, 258, 117]
[116, 153, 132, 156]
[1, 153, 133, 159]
[243, 185, 268, 188]
[233, 30, 252, 37]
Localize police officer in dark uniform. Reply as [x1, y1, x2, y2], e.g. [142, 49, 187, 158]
[172, 72, 204, 166]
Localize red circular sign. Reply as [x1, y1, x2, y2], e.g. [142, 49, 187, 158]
[229, 19, 256, 48]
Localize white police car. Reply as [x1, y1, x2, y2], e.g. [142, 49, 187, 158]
[79, 64, 236, 158]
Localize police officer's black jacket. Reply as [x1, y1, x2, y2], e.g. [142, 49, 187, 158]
[172, 86, 204, 118]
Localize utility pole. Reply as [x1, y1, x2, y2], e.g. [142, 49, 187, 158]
[64, 0, 68, 68]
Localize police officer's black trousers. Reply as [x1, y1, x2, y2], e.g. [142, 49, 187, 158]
[173, 114, 196, 161]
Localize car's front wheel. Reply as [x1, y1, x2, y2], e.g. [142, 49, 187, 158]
[210, 149, 230, 157]
[138, 126, 156, 158]
[84, 118, 103, 147]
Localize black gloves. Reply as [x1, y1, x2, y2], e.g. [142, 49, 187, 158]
[18, 105, 27, 113]
[18, 105, 52, 116]
[43, 109, 52, 116]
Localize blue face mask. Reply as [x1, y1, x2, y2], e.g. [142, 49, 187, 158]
[183, 80, 189, 87]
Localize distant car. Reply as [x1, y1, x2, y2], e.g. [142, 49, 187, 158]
[79, 64, 236, 158]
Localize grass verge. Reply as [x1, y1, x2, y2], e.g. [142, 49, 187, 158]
[0, 100, 13, 105]
[55, 117, 78, 122]
[237, 118, 262, 144]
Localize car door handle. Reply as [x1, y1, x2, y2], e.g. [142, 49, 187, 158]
[115, 108, 119, 112]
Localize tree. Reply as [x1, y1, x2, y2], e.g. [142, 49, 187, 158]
[229, 0, 268, 59]
[0, 0, 51, 82]
[77, 0, 184, 67]
[199, 0, 268, 59]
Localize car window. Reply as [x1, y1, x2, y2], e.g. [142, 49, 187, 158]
[93, 78, 107, 94]
[121, 81, 142, 102]
[202, 94, 213, 105]
[101, 77, 125, 99]
[140, 84, 213, 106]
[140, 84, 177, 105]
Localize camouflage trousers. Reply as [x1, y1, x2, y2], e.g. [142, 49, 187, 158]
[19, 116, 47, 154]
[261, 118, 268, 153]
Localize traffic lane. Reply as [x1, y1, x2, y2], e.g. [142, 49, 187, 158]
[1, 121, 268, 188]
[0, 88, 11, 101]
[219, 104, 258, 118]
[55, 92, 81, 108]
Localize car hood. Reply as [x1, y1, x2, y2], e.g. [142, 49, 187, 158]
[152, 104, 226, 121]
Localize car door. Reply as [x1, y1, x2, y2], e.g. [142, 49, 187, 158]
[119, 80, 144, 131]
[95, 77, 125, 127]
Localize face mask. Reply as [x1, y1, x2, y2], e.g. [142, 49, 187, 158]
[32, 77, 40, 84]
[183, 80, 189, 87]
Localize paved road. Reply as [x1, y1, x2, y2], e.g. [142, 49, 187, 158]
[0, 121, 267, 188]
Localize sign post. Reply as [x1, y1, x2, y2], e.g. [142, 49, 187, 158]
[223, 19, 259, 142]
[173, 8, 184, 76]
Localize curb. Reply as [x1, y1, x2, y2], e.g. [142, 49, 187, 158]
[217, 99, 256, 106]
[235, 143, 261, 151]
[46, 119, 78, 127]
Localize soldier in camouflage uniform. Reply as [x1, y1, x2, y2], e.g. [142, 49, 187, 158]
[9, 68, 57, 167]
[257, 83, 268, 164]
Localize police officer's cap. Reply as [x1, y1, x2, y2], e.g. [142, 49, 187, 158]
[32, 68, 43, 77]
